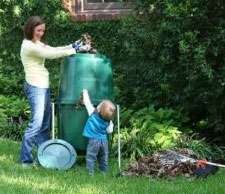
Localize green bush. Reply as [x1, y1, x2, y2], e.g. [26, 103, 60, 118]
[114, 0, 225, 144]
[177, 134, 225, 161]
[112, 106, 190, 159]
[0, 95, 29, 140]
[112, 106, 225, 160]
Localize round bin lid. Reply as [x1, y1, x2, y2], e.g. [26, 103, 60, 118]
[38, 139, 77, 170]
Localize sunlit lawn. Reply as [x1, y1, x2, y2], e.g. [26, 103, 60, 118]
[0, 138, 224, 194]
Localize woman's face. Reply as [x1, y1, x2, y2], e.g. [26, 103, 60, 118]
[32, 24, 45, 42]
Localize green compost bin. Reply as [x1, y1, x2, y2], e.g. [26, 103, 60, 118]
[57, 53, 113, 152]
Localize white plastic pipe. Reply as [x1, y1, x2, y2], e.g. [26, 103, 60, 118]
[117, 105, 121, 171]
[51, 102, 55, 140]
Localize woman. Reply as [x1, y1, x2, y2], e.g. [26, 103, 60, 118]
[20, 16, 85, 166]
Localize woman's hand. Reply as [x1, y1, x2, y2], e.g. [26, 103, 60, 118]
[72, 39, 91, 53]
[72, 40, 83, 51]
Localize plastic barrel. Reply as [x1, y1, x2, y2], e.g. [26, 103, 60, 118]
[57, 53, 113, 152]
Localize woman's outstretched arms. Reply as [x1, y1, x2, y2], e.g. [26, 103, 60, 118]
[22, 40, 76, 59]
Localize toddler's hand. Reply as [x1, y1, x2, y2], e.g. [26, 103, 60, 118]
[106, 121, 114, 134]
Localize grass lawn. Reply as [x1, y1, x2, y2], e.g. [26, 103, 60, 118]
[0, 138, 224, 194]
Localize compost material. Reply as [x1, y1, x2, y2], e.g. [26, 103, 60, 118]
[80, 33, 97, 54]
[121, 149, 212, 178]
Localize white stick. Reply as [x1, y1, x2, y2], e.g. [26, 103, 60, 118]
[117, 105, 121, 171]
[202, 161, 225, 168]
[51, 102, 55, 140]
[172, 151, 225, 168]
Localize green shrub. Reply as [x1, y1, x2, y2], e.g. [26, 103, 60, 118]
[114, 0, 225, 144]
[177, 134, 225, 161]
[112, 106, 189, 159]
[112, 106, 225, 161]
[0, 95, 29, 140]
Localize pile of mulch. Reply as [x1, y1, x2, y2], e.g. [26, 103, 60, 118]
[121, 149, 201, 178]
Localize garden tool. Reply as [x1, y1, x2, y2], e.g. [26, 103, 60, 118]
[168, 150, 225, 168]
[117, 105, 121, 172]
[115, 104, 123, 177]
[168, 150, 225, 177]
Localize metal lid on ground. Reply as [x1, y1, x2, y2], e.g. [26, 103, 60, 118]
[38, 139, 77, 170]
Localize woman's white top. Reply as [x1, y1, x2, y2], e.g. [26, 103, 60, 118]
[20, 39, 76, 88]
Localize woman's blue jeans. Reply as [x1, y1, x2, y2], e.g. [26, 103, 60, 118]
[20, 82, 51, 163]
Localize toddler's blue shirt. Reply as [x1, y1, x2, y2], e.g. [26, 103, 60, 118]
[83, 112, 109, 140]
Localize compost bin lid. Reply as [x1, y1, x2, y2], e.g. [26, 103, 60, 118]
[38, 139, 77, 170]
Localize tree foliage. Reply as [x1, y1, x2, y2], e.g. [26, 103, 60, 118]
[115, 0, 225, 144]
